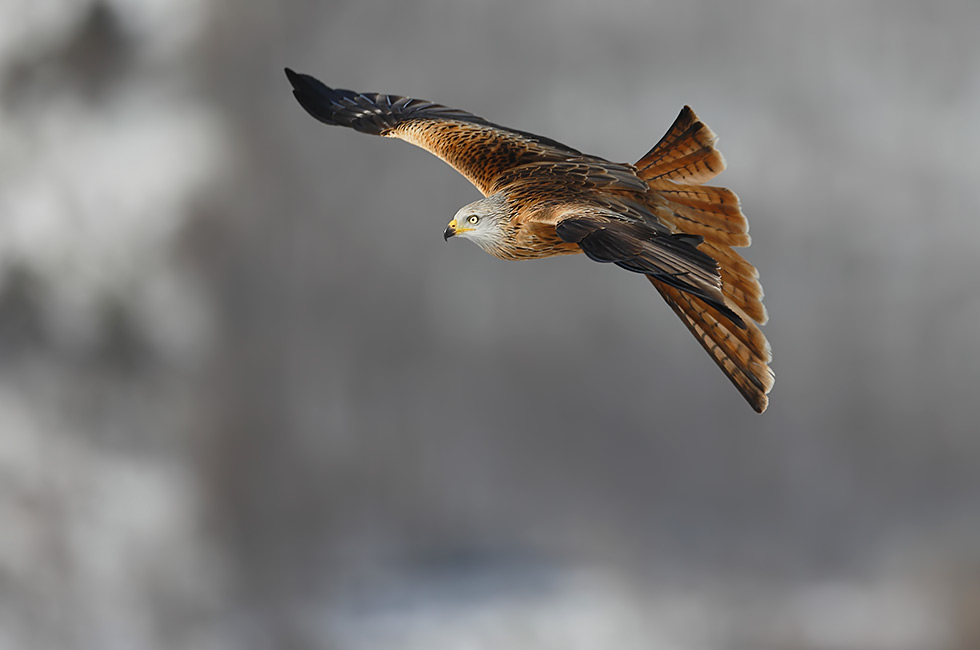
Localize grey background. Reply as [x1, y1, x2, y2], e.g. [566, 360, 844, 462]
[1, 0, 978, 648]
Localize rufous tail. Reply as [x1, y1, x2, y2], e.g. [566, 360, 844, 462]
[636, 106, 773, 412]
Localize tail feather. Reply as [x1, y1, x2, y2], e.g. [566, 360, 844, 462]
[651, 279, 773, 413]
[656, 185, 747, 239]
[635, 106, 726, 185]
[702, 242, 768, 324]
[638, 106, 773, 411]
[650, 194, 751, 248]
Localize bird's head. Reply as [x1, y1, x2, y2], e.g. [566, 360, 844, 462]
[444, 194, 511, 254]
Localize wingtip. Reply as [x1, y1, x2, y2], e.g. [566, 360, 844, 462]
[284, 67, 302, 88]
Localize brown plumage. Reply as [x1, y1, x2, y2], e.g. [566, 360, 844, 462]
[285, 68, 774, 412]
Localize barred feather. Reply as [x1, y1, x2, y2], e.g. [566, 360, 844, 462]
[635, 106, 726, 184]
[650, 279, 773, 413]
[637, 106, 772, 409]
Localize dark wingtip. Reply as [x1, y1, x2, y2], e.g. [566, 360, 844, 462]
[284, 68, 343, 127]
[283, 68, 300, 90]
[284, 68, 327, 95]
[284, 67, 318, 93]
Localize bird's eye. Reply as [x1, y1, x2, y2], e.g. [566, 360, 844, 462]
[467, 215, 479, 225]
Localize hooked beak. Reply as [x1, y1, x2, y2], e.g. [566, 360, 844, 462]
[444, 218, 474, 241]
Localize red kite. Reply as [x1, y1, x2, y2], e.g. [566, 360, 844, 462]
[285, 68, 773, 412]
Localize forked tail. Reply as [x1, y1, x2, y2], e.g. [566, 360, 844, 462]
[637, 106, 773, 412]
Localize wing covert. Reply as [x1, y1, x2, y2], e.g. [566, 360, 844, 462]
[555, 212, 745, 329]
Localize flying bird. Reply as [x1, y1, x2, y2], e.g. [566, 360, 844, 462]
[285, 68, 774, 412]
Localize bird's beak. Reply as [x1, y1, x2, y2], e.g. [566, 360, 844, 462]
[443, 219, 457, 241]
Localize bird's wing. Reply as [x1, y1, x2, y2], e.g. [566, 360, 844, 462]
[553, 207, 744, 329]
[552, 202, 773, 412]
[286, 68, 622, 197]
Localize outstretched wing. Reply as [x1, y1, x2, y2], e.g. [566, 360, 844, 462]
[551, 199, 772, 412]
[286, 68, 607, 196]
[555, 210, 744, 329]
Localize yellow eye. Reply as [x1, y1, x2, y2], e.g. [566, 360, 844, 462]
[467, 215, 479, 225]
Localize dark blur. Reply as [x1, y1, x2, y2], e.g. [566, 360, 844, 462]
[2, 1, 979, 648]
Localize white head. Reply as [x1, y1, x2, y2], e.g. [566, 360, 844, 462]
[443, 194, 511, 254]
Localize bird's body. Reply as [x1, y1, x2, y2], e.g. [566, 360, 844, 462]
[285, 68, 774, 412]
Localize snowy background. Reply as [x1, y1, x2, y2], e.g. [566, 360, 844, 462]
[1, 1, 979, 648]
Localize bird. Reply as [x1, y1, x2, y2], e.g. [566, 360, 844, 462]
[284, 68, 773, 412]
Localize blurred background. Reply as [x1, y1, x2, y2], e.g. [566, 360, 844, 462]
[1, 0, 979, 648]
